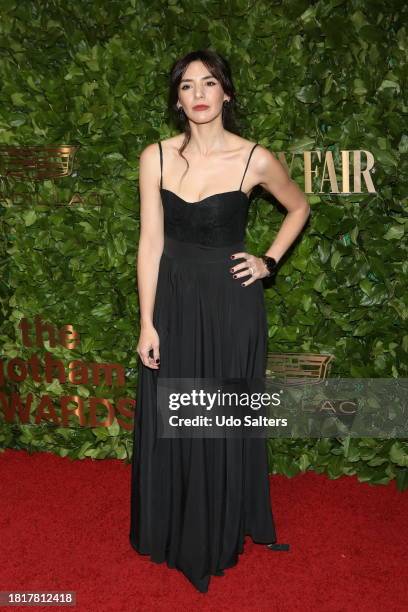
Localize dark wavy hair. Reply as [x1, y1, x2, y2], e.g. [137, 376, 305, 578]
[166, 49, 244, 181]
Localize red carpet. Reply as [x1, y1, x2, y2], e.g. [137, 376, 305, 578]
[0, 448, 407, 611]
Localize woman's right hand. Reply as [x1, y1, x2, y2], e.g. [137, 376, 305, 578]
[137, 324, 160, 369]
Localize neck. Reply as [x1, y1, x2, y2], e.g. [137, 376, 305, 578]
[186, 125, 230, 156]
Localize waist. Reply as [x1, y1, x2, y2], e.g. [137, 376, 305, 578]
[163, 236, 246, 262]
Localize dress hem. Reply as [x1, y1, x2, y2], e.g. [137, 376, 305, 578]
[129, 531, 277, 594]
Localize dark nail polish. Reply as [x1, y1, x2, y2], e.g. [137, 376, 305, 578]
[230, 255, 235, 259]
[155, 358, 160, 363]
[241, 282, 245, 286]
[233, 275, 237, 278]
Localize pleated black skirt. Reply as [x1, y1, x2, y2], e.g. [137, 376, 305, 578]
[129, 236, 277, 593]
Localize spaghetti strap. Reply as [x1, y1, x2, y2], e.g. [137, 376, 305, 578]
[158, 141, 163, 190]
[239, 143, 258, 191]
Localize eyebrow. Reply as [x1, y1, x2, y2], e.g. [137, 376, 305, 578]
[180, 75, 217, 83]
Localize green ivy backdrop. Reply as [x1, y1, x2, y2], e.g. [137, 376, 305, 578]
[0, 0, 407, 490]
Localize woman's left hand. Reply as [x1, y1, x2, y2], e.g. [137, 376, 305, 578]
[229, 251, 270, 286]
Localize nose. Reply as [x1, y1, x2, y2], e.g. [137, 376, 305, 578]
[193, 85, 205, 98]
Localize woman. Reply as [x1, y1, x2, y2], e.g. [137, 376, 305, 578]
[129, 49, 311, 593]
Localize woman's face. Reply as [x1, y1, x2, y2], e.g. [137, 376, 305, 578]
[177, 60, 229, 122]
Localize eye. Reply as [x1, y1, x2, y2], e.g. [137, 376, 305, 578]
[207, 80, 217, 86]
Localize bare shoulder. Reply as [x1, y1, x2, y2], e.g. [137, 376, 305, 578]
[228, 136, 279, 177]
[139, 136, 179, 160]
[138, 142, 163, 183]
[157, 135, 182, 152]
[139, 141, 160, 163]
[250, 142, 289, 183]
[251, 142, 278, 167]
[138, 142, 162, 192]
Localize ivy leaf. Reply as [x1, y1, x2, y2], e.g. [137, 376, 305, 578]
[390, 442, 408, 467]
[23, 210, 37, 226]
[383, 225, 404, 240]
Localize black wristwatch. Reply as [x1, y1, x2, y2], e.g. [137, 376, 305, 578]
[260, 255, 277, 277]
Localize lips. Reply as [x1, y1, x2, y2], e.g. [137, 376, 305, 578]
[193, 105, 209, 110]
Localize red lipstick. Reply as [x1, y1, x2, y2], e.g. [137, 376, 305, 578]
[193, 104, 209, 110]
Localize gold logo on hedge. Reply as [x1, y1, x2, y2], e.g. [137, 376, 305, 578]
[0, 314, 135, 430]
[278, 149, 377, 194]
[0, 145, 101, 206]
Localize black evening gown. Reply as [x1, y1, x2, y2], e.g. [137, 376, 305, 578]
[129, 141, 277, 593]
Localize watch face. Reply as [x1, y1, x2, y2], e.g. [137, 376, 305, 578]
[262, 256, 277, 275]
[264, 257, 277, 274]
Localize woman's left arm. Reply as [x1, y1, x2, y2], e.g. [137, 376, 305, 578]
[255, 145, 311, 264]
[230, 146, 311, 285]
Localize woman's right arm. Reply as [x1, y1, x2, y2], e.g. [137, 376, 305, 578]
[136, 143, 164, 369]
